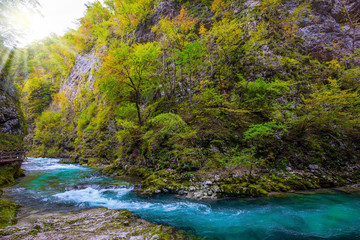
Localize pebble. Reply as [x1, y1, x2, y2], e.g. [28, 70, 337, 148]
[205, 181, 213, 185]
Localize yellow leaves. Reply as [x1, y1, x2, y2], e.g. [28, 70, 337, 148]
[303, 78, 359, 116]
[53, 92, 69, 108]
[327, 59, 342, 72]
[199, 24, 207, 36]
[258, 0, 282, 14]
[197, 79, 210, 90]
[128, 14, 138, 26]
[110, 0, 153, 34]
[200, 79, 210, 86]
[209, 17, 244, 52]
[210, 0, 227, 14]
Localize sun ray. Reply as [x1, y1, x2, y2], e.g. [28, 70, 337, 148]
[0, 48, 12, 74]
[11, 48, 28, 83]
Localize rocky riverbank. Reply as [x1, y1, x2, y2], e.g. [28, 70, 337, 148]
[0, 162, 24, 228]
[0, 207, 200, 240]
[102, 164, 360, 200]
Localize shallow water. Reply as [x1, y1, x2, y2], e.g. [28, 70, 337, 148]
[5, 157, 360, 239]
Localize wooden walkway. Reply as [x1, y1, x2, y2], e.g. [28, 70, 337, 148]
[0, 151, 25, 164]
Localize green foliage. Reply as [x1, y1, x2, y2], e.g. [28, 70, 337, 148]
[98, 41, 162, 125]
[0, 198, 17, 228]
[149, 113, 189, 135]
[236, 77, 290, 111]
[32, 111, 63, 156]
[0, 133, 23, 151]
[77, 102, 98, 133]
[244, 121, 288, 142]
[22, 76, 52, 122]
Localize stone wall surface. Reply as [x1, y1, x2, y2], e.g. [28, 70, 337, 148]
[0, 91, 24, 136]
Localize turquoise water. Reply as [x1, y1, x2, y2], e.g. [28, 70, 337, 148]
[5, 158, 360, 239]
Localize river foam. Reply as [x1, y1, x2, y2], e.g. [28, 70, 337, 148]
[54, 187, 133, 207]
[53, 186, 213, 214]
[23, 157, 85, 171]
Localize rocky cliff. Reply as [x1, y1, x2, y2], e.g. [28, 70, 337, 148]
[59, 50, 100, 99]
[299, 0, 360, 61]
[0, 84, 26, 151]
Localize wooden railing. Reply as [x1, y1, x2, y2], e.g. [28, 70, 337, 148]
[0, 151, 25, 164]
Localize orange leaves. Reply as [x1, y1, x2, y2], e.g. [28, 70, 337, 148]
[152, 5, 197, 48]
[174, 6, 197, 34]
[128, 14, 138, 26]
[101, 46, 130, 79]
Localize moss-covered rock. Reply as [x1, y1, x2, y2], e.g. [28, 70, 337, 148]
[0, 199, 17, 228]
[0, 163, 24, 229]
[0, 163, 24, 187]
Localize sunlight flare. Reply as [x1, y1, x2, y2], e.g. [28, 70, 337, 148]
[8, 0, 96, 47]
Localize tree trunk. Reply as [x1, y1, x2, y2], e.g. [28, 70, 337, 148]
[135, 91, 142, 126]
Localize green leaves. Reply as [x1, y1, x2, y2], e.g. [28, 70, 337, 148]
[97, 41, 161, 126]
[236, 77, 290, 111]
[243, 121, 288, 142]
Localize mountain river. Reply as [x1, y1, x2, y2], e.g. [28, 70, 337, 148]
[3, 157, 360, 239]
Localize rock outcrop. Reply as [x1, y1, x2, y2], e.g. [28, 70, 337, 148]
[0, 208, 199, 240]
[60, 50, 100, 99]
[0, 91, 25, 138]
[298, 0, 360, 61]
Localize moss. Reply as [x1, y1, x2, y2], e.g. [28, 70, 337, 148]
[59, 159, 77, 164]
[87, 158, 102, 167]
[286, 178, 313, 190]
[0, 163, 24, 228]
[219, 183, 268, 197]
[127, 166, 152, 178]
[0, 133, 23, 151]
[141, 174, 169, 193]
[0, 199, 18, 228]
[0, 164, 23, 187]
[248, 184, 268, 196]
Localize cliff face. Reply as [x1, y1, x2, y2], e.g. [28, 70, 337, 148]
[60, 0, 360, 95]
[139, 0, 360, 60]
[0, 94, 24, 136]
[59, 50, 100, 99]
[299, 0, 360, 61]
[0, 87, 25, 151]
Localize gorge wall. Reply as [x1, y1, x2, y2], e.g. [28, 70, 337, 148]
[21, 0, 360, 180]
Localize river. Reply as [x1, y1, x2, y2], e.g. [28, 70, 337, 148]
[3, 157, 360, 240]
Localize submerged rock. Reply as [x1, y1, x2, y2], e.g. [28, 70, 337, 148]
[335, 184, 360, 193]
[0, 207, 199, 240]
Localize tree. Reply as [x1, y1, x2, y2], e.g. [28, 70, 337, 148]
[170, 40, 206, 103]
[152, 6, 199, 98]
[98, 41, 161, 126]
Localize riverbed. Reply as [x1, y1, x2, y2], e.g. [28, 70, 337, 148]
[3, 157, 360, 240]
